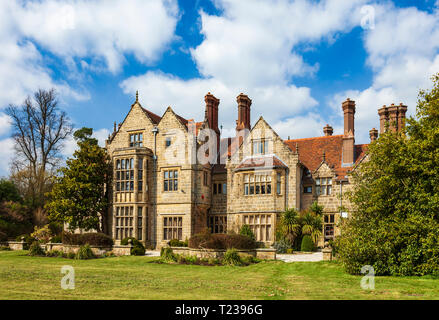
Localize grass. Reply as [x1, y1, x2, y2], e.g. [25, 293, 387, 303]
[0, 250, 438, 300]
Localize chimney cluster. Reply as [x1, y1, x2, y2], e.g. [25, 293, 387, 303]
[204, 92, 220, 134]
[236, 93, 252, 133]
[378, 103, 407, 134]
[342, 98, 356, 166]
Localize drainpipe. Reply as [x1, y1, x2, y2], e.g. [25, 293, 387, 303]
[151, 126, 159, 248]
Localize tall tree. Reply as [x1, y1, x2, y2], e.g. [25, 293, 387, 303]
[337, 74, 439, 276]
[6, 89, 73, 209]
[46, 128, 111, 232]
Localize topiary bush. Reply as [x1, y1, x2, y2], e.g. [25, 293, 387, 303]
[28, 241, 45, 256]
[62, 232, 113, 246]
[121, 237, 145, 255]
[131, 246, 146, 256]
[75, 244, 96, 260]
[222, 249, 242, 266]
[300, 235, 314, 252]
[239, 225, 255, 241]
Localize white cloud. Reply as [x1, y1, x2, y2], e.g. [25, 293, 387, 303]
[14, 0, 179, 73]
[332, 3, 439, 143]
[121, 0, 368, 138]
[0, 113, 12, 137]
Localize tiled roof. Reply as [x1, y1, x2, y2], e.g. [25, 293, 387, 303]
[284, 135, 368, 179]
[235, 155, 288, 171]
[141, 107, 162, 124]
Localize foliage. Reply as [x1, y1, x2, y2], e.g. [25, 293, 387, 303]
[160, 247, 177, 262]
[31, 225, 53, 243]
[16, 234, 36, 248]
[28, 241, 45, 256]
[62, 232, 113, 246]
[189, 231, 258, 250]
[168, 239, 188, 247]
[0, 202, 33, 239]
[239, 224, 255, 241]
[300, 211, 322, 245]
[6, 89, 73, 209]
[222, 249, 242, 266]
[121, 237, 145, 256]
[276, 208, 301, 245]
[45, 250, 66, 258]
[300, 235, 315, 252]
[0, 231, 7, 242]
[309, 201, 324, 216]
[0, 179, 22, 203]
[273, 238, 291, 253]
[75, 244, 96, 260]
[0, 245, 11, 251]
[50, 235, 62, 243]
[46, 127, 111, 232]
[337, 74, 439, 276]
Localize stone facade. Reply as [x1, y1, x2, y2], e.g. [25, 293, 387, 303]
[104, 92, 407, 249]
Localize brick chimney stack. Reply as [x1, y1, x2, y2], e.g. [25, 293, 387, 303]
[204, 92, 220, 134]
[378, 103, 408, 134]
[236, 93, 252, 133]
[369, 128, 378, 142]
[342, 98, 355, 166]
[323, 124, 333, 136]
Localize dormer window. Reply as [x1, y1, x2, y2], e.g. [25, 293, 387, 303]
[130, 133, 143, 147]
[252, 139, 269, 155]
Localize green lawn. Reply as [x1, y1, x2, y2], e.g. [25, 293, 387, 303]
[0, 250, 438, 300]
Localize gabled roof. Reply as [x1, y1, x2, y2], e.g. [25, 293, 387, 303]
[284, 135, 368, 179]
[140, 107, 161, 124]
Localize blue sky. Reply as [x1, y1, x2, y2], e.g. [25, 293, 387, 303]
[0, 0, 439, 176]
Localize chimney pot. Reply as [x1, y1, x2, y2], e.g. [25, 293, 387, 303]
[323, 124, 333, 136]
[369, 128, 378, 142]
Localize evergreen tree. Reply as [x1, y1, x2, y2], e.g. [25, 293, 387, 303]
[46, 128, 111, 232]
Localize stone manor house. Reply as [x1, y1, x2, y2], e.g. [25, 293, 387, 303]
[104, 92, 407, 248]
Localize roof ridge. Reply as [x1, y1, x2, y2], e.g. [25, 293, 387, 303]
[285, 135, 343, 142]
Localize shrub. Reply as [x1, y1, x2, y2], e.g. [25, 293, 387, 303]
[121, 237, 145, 255]
[62, 232, 113, 246]
[286, 248, 294, 254]
[67, 252, 76, 259]
[185, 255, 199, 265]
[160, 247, 176, 262]
[50, 235, 62, 243]
[273, 238, 291, 254]
[208, 257, 220, 266]
[0, 231, 7, 242]
[131, 246, 145, 256]
[189, 232, 257, 250]
[222, 249, 242, 266]
[241, 255, 260, 265]
[300, 235, 314, 252]
[0, 245, 11, 251]
[31, 225, 53, 243]
[75, 244, 96, 260]
[168, 239, 187, 247]
[46, 250, 65, 258]
[177, 254, 186, 264]
[28, 241, 45, 256]
[239, 225, 255, 241]
[48, 222, 63, 236]
[16, 234, 35, 247]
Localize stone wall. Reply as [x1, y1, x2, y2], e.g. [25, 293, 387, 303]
[170, 247, 276, 260]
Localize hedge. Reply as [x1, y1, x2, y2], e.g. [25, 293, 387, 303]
[62, 232, 113, 246]
[188, 233, 257, 250]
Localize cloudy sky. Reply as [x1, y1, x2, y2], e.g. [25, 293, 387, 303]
[0, 0, 438, 176]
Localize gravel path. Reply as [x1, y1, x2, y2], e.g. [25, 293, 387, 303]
[277, 252, 323, 262]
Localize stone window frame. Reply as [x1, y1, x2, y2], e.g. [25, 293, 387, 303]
[115, 206, 134, 240]
[129, 132, 143, 148]
[303, 186, 313, 194]
[316, 177, 333, 196]
[213, 183, 227, 195]
[163, 169, 179, 192]
[208, 215, 227, 234]
[242, 214, 273, 242]
[243, 172, 272, 196]
[324, 214, 335, 240]
[115, 158, 134, 192]
[163, 216, 183, 240]
[252, 138, 270, 155]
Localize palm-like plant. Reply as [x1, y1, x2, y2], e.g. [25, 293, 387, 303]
[278, 208, 301, 244]
[301, 212, 323, 244]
